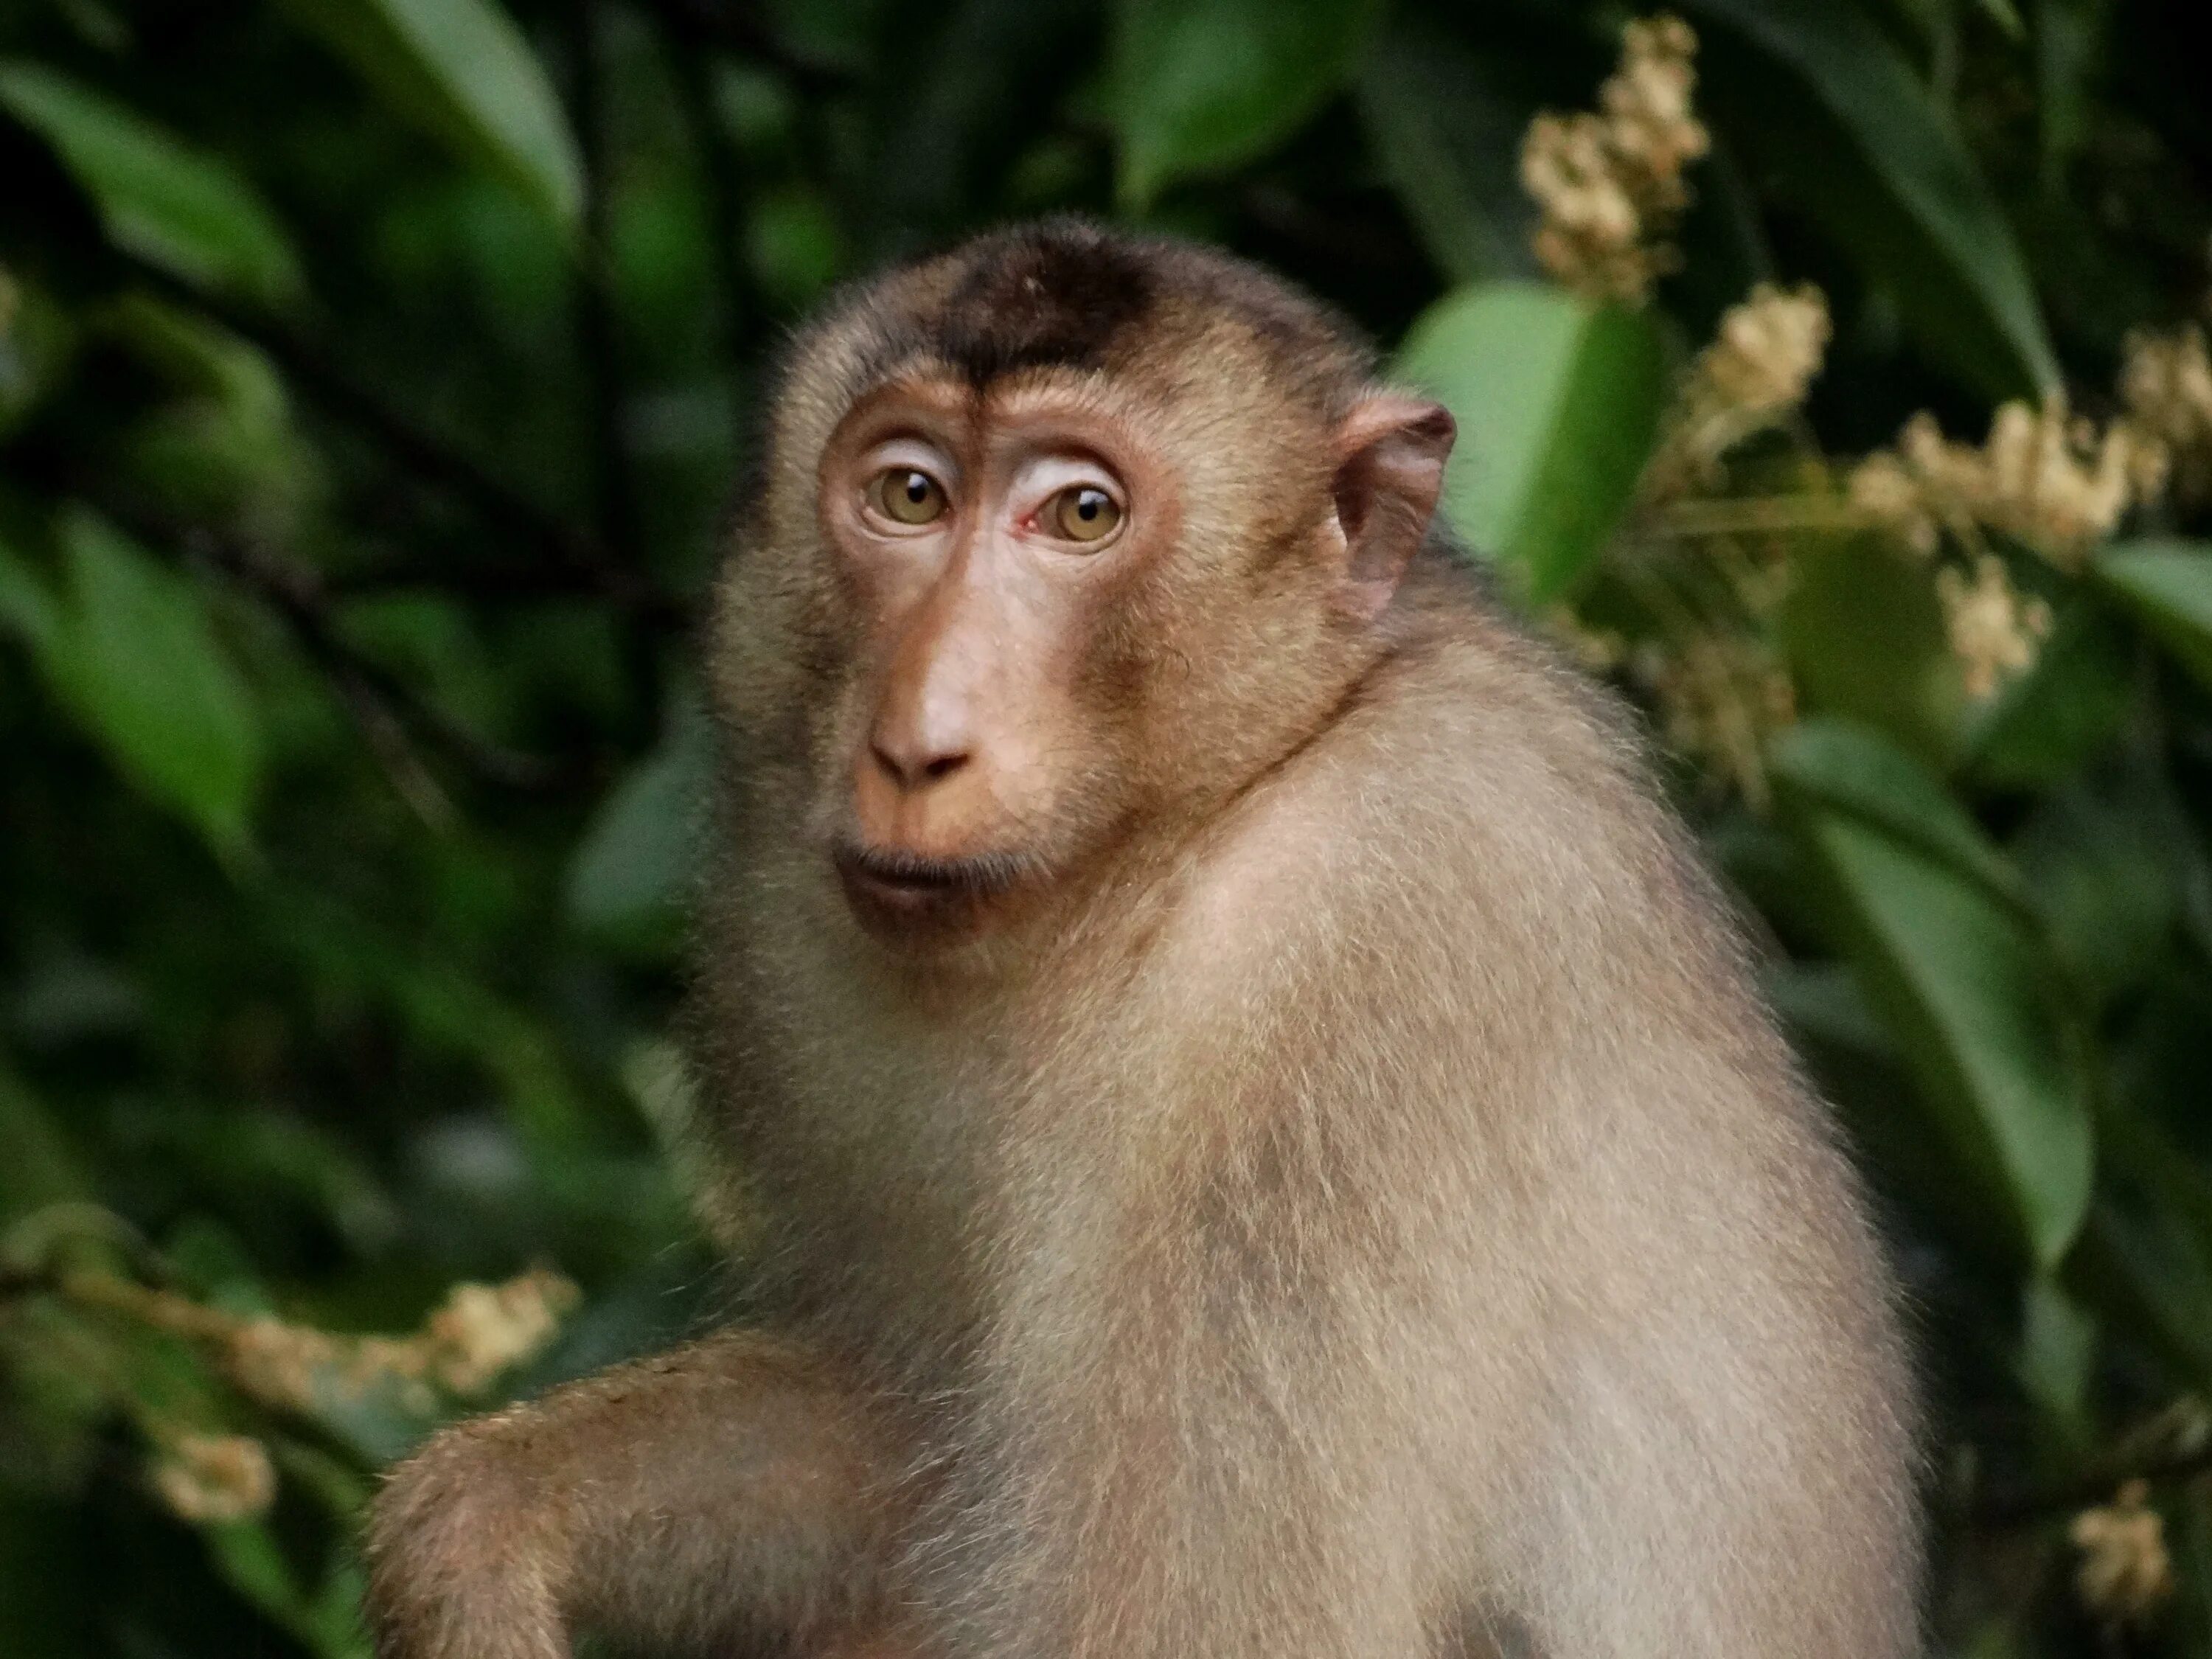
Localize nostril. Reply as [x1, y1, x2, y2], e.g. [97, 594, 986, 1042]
[871, 742, 971, 790]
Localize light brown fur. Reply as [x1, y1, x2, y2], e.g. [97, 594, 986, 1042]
[366, 220, 1919, 1659]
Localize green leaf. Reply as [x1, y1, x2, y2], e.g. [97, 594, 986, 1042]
[1684, 0, 2059, 399]
[0, 62, 302, 307]
[1773, 717, 2025, 908]
[1393, 282, 1668, 600]
[2015, 1276, 2094, 1444]
[1966, 600, 2134, 788]
[98, 294, 319, 534]
[0, 1062, 90, 1227]
[2070, 1106, 2212, 1394]
[1354, 16, 1538, 283]
[2093, 538, 2212, 689]
[565, 706, 712, 953]
[2035, 0, 2104, 188]
[1772, 720, 2093, 1268]
[2012, 781, 2180, 1009]
[1779, 532, 1963, 765]
[205, 1522, 371, 1658]
[0, 526, 62, 658]
[0, 268, 77, 438]
[37, 509, 262, 860]
[1110, 0, 1378, 209]
[274, 0, 582, 242]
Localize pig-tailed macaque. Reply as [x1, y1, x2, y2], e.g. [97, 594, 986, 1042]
[366, 218, 1920, 1659]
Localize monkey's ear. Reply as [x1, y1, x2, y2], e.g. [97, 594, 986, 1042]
[1325, 395, 1456, 620]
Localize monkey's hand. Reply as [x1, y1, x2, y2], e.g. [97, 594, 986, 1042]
[363, 1328, 914, 1659]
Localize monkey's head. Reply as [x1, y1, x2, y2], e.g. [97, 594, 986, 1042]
[709, 220, 1454, 945]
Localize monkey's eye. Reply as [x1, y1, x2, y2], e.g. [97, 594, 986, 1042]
[1047, 485, 1123, 544]
[869, 468, 947, 526]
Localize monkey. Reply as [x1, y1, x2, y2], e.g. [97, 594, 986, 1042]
[364, 217, 1921, 1659]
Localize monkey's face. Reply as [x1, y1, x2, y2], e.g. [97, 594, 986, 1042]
[793, 362, 1453, 945]
[810, 370, 1175, 938]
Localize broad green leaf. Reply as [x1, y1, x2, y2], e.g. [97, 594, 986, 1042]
[102, 294, 287, 427]
[1966, 601, 2134, 788]
[566, 708, 712, 953]
[2094, 538, 2212, 689]
[860, 0, 1103, 245]
[1779, 532, 1962, 765]
[2015, 1276, 2093, 1446]
[1110, 0, 1379, 209]
[2035, 0, 2104, 187]
[1394, 282, 1668, 599]
[38, 509, 262, 860]
[763, 0, 894, 73]
[1773, 717, 2025, 908]
[268, 888, 604, 1161]
[274, 0, 582, 241]
[748, 188, 843, 312]
[1685, 0, 2059, 399]
[2070, 1107, 2212, 1394]
[1354, 16, 1538, 283]
[2012, 782, 2179, 1008]
[1772, 720, 2093, 1267]
[205, 1523, 370, 1658]
[0, 268, 76, 438]
[0, 1062, 89, 1226]
[0, 527, 61, 657]
[0, 63, 302, 307]
[99, 294, 319, 534]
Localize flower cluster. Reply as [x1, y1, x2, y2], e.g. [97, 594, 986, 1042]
[64, 1262, 580, 1419]
[2121, 323, 2212, 502]
[1936, 557, 2053, 700]
[1646, 284, 1831, 495]
[150, 1432, 276, 1524]
[1632, 632, 1797, 804]
[2071, 1481, 2176, 1624]
[425, 1269, 582, 1394]
[1848, 395, 2160, 568]
[1521, 15, 1708, 305]
[1517, 18, 2189, 767]
[223, 1267, 580, 1412]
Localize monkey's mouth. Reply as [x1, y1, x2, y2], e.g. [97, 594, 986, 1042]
[832, 842, 1036, 928]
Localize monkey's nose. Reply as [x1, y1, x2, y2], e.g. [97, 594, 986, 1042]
[869, 736, 973, 793]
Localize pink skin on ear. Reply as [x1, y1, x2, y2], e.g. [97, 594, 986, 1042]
[1327, 395, 1457, 620]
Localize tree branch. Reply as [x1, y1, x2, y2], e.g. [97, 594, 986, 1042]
[1976, 1405, 2212, 1528]
[641, 0, 858, 95]
[197, 530, 580, 793]
[120, 258, 669, 617]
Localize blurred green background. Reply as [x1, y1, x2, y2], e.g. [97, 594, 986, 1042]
[4, 0, 2212, 1654]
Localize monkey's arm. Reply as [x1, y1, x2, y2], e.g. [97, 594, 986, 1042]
[364, 1328, 914, 1659]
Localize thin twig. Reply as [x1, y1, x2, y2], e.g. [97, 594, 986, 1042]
[641, 0, 856, 94]
[322, 554, 688, 627]
[119, 257, 665, 615]
[1978, 1402, 2212, 1528]
[566, 0, 643, 575]
[565, 0, 660, 742]
[657, 8, 762, 417]
[1977, 1447, 2212, 1527]
[1648, 494, 1868, 539]
[195, 531, 577, 793]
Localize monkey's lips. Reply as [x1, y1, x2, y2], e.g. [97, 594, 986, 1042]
[832, 842, 1035, 932]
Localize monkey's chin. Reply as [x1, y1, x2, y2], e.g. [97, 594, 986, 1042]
[832, 843, 1036, 942]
